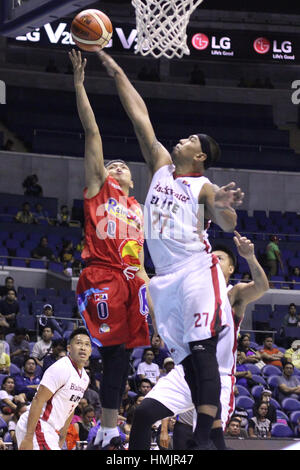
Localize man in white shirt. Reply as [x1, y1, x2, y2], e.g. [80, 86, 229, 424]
[137, 348, 160, 385]
[31, 326, 53, 368]
[16, 327, 92, 450]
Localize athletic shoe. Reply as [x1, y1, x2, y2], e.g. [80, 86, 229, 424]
[101, 436, 125, 450]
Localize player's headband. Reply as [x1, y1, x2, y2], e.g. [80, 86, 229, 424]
[105, 159, 128, 169]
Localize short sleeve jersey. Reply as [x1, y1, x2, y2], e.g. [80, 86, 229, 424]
[36, 356, 89, 431]
[82, 176, 144, 270]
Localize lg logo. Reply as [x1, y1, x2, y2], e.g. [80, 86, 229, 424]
[191, 33, 209, 50]
[191, 33, 232, 54]
[254, 37, 293, 55]
[253, 37, 270, 54]
[0, 80, 5, 104]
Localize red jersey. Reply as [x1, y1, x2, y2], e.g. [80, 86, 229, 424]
[82, 176, 144, 270]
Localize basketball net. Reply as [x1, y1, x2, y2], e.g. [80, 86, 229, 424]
[132, 0, 204, 59]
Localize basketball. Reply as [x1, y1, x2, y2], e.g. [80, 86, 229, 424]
[71, 9, 113, 52]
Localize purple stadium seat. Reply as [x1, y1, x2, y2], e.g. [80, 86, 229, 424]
[251, 374, 267, 386]
[281, 398, 300, 413]
[289, 410, 300, 426]
[235, 395, 255, 409]
[245, 364, 262, 375]
[271, 423, 294, 437]
[236, 385, 251, 397]
[251, 385, 264, 399]
[262, 365, 282, 377]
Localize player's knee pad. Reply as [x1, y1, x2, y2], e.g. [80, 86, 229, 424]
[187, 337, 221, 407]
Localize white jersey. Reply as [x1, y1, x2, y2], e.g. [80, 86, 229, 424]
[145, 164, 212, 274]
[31, 356, 89, 431]
[217, 285, 242, 376]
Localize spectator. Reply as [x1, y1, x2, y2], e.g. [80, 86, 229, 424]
[22, 174, 43, 197]
[225, 416, 248, 438]
[151, 334, 169, 369]
[59, 240, 75, 264]
[31, 236, 56, 262]
[7, 402, 28, 449]
[120, 379, 135, 418]
[15, 202, 36, 225]
[284, 340, 300, 369]
[0, 328, 10, 355]
[14, 357, 41, 402]
[252, 389, 277, 424]
[241, 272, 252, 283]
[282, 303, 300, 327]
[161, 357, 175, 377]
[238, 334, 261, 364]
[137, 378, 153, 397]
[38, 304, 73, 339]
[0, 277, 16, 298]
[0, 408, 12, 441]
[277, 362, 300, 403]
[248, 402, 272, 438]
[71, 260, 84, 277]
[0, 341, 10, 374]
[235, 350, 255, 388]
[73, 405, 97, 443]
[1, 139, 14, 151]
[7, 328, 30, 368]
[57, 205, 70, 226]
[32, 203, 50, 225]
[259, 336, 284, 368]
[233, 387, 250, 430]
[42, 338, 67, 372]
[76, 236, 85, 253]
[0, 376, 26, 412]
[265, 235, 284, 278]
[0, 289, 20, 333]
[291, 267, 300, 289]
[137, 348, 160, 385]
[189, 64, 205, 85]
[31, 326, 53, 367]
[83, 366, 102, 420]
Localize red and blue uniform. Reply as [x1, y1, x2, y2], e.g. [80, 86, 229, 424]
[76, 176, 149, 348]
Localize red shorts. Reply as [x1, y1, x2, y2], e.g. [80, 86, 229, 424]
[76, 265, 150, 348]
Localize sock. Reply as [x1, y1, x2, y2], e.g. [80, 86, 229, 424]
[94, 427, 103, 446]
[193, 413, 215, 445]
[210, 427, 227, 450]
[102, 426, 120, 447]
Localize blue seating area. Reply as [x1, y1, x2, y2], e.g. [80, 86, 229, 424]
[0, 86, 297, 171]
[236, 363, 300, 436]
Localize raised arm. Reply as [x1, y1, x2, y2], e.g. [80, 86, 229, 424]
[69, 49, 107, 197]
[230, 232, 269, 317]
[97, 50, 171, 175]
[199, 182, 244, 233]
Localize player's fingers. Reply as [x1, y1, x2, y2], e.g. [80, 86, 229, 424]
[233, 230, 241, 239]
[222, 182, 236, 191]
[233, 236, 240, 248]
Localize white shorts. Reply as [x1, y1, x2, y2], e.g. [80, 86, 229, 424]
[147, 365, 235, 430]
[16, 411, 60, 450]
[149, 254, 228, 364]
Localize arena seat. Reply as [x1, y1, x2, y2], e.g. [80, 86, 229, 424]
[271, 422, 294, 437]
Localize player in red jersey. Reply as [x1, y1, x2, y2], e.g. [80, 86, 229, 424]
[69, 49, 153, 450]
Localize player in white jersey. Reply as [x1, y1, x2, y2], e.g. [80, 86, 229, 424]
[129, 233, 269, 450]
[16, 327, 92, 450]
[98, 51, 244, 449]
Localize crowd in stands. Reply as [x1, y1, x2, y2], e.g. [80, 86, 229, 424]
[0, 274, 300, 450]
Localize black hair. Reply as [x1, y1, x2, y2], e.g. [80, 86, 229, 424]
[138, 378, 152, 387]
[52, 338, 66, 348]
[197, 134, 221, 169]
[23, 356, 37, 367]
[212, 244, 237, 270]
[69, 327, 91, 343]
[142, 347, 155, 360]
[1, 375, 15, 388]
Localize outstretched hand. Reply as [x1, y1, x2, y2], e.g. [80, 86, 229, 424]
[96, 50, 121, 77]
[214, 182, 244, 211]
[68, 49, 87, 85]
[233, 231, 255, 260]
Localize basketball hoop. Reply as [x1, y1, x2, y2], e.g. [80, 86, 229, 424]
[131, 0, 204, 59]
